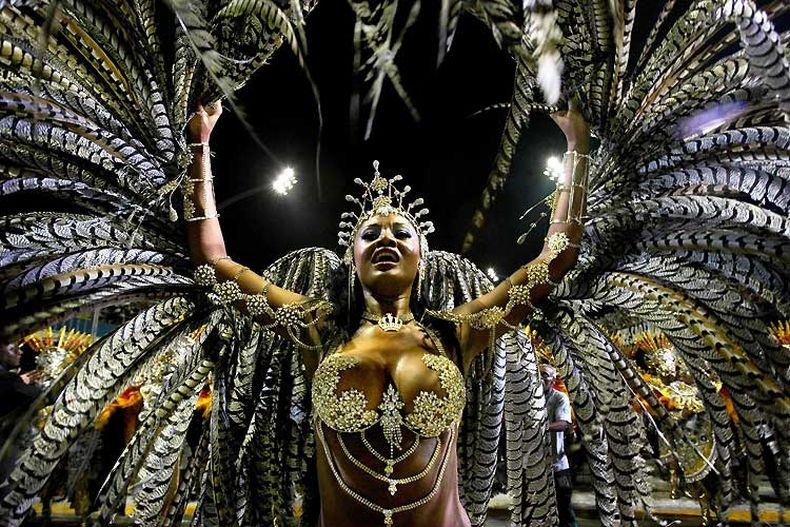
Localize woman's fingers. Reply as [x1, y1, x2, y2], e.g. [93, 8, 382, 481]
[193, 101, 222, 118]
[205, 100, 222, 116]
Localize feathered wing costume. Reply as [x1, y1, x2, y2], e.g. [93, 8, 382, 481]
[0, 1, 788, 527]
[463, 0, 790, 524]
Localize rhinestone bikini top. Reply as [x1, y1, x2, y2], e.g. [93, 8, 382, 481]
[312, 340, 466, 438]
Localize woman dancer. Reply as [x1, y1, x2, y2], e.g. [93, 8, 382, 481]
[184, 99, 590, 526]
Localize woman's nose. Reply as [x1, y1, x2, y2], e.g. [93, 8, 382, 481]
[377, 230, 397, 246]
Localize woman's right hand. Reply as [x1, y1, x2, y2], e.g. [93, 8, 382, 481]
[550, 97, 590, 154]
[188, 100, 223, 143]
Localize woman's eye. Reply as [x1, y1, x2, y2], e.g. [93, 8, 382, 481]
[361, 230, 378, 241]
[395, 231, 411, 239]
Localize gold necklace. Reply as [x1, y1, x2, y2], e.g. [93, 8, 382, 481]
[337, 433, 442, 496]
[360, 430, 418, 476]
[318, 424, 455, 527]
[361, 311, 415, 332]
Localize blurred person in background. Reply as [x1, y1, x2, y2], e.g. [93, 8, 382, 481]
[541, 364, 578, 527]
[0, 336, 42, 500]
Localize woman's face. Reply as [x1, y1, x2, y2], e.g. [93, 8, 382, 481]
[353, 213, 421, 298]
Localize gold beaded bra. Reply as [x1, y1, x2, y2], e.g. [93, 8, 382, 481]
[311, 322, 467, 526]
[312, 344, 466, 439]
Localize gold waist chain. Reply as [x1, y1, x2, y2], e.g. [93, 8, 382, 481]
[337, 431, 442, 496]
[317, 425, 455, 526]
[361, 429, 418, 476]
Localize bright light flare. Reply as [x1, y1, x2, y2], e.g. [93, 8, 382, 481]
[272, 167, 297, 196]
[543, 155, 563, 181]
[679, 101, 748, 140]
[486, 267, 499, 282]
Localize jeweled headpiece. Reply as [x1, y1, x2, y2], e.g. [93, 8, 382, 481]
[338, 161, 434, 260]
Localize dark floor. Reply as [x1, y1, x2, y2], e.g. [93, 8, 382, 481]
[18, 479, 787, 526]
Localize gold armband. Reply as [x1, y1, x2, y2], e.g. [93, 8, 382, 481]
[550, 150, 589, 225]
[182, 142, 217, 222]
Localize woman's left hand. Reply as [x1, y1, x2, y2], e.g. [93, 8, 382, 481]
[550, 98, 591, 153]
[188, 100, 223, 143]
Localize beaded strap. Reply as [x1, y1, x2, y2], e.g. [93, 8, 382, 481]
[185, 213, 220, 223]
[361, 430, 419, 475]
[193, 263, 333, 350]
[210, 255, 232, 266]
[317, 423, 455, 527]
[336, 432, 442, 496]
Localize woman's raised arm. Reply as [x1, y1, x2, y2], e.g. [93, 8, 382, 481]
[448, 99, 590, 371]
[184, 102, 328, 363]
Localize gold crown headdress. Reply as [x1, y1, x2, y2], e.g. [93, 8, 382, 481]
[338, 160, 434, 260]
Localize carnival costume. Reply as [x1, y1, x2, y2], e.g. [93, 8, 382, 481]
[1, 1, 789, 527]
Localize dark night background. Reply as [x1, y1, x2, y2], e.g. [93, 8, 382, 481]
[208, 2, 665, 276]
[4, 2, 785, 284]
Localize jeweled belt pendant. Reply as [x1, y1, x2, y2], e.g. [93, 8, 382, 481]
[388, 479, 398, 495]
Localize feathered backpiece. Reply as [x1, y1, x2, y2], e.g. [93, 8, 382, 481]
[1, 0, 790, 526]
[0, 0, 321, 525]
[503, 1, 790, 524]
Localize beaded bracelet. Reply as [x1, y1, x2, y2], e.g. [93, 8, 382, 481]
[210, 255, 232, 266]
[231, 265, 249, 281]
[182, 142, 216, 221]
[185, 213, 220, 223]
[192, 263, 333, 350]
[550, 150, 589, 225]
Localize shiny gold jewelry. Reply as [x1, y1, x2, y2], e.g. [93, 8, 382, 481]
[312, 354, 379, 431]
[428, 230, 574, 335]
[231, 265, 249, 282]
[210, 255, 232, 266]
[550, 150, 589, 225]
[555, 183, 585, 191]
[360, 430, 419, 476]
[182, 140, 216, 221]
[249, 297, 333, 350]
[361, 311, 415, 332]
[317, 424, 455, 527]
[378, 384, 405, 452]
[193, 264, 217, 287]
[214, 279, 243, 303]
[312, 328, 464, 439]
[244, 282, 271, 317]
[337, 433, 442, 496]
[338, 160, 433, 261]
[184, 212, 220, 223]
[192, 264, 333, 350]
[404, 353, 466, 436]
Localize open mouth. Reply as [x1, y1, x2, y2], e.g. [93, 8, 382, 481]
[372, 249, 399, 264]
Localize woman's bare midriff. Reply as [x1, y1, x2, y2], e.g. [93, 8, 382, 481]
[315, 425, 472, 527]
